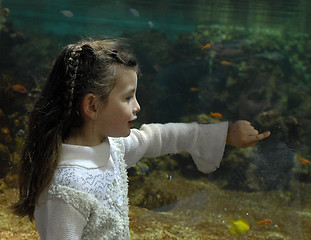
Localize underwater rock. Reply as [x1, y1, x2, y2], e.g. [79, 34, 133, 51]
[153, 58, 207, 122]
[0, 20, 26, 69]
[255, 110, 303, 150]
[128, 155, 180, 179]
[212, 111, 303, 192]
[238, 89, 272, 120]
[250, 141, 294, 191]
[137, 189, 177, 210]
[218, 147, 254, 191]
[129, 175, 177, 210]
[0, 127, 13, 145]
[0, 8, 10, 17]
[196, 113, 222, 124]
[0, 143, 10, 178]
[128, 158, 179, 210]
[246, 111, 303, 191]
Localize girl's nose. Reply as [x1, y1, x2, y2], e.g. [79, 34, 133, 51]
[134, 99, 141, 114]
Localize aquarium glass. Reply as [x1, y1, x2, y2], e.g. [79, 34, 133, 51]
[1, 0, 311, 239]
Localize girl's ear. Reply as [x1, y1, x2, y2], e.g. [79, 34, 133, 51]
[81, 93, 99, 120]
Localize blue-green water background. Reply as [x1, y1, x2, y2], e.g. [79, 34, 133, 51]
[3, 0, 311, 36]
[1, 0, 311, 238]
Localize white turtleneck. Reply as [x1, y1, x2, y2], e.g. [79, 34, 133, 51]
[34, 122, 228, 240]
[60, 138, 113, 169]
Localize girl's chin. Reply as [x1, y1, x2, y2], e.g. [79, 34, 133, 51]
[106, 129, 131, 138]
[122, 128, 131, 138]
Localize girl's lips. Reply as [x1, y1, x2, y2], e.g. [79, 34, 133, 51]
[128, 117, 137, 127]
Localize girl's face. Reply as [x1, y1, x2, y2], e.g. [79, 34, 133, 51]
[95, 66, 140, 139]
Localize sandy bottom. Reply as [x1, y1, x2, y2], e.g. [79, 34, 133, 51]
[1, 171, 311, 240]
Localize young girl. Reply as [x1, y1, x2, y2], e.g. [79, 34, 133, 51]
[12, 39, 270, 239]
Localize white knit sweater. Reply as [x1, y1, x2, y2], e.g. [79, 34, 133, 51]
[34, 122, 228, 240]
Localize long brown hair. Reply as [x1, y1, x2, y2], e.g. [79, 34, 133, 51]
[12, 38, 138, 220]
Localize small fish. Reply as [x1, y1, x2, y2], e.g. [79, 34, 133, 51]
[16, 129, 25, 137]
[0, 8, 10, 17]
[298, 157, 311, 165]
[167, 174, 173, 183]
[60, 10, 74, 18]
[1, 128, 9, 134]
[189, 87, 199, 92]
[229, 219, 250, 235]
[148, 21, 154, 28]
[256, 218, 272, 225]
[210, 112, 222, 119]
[254, 51, 285, 61]
[201, 43, 211, 50]
[137, 162, 149, 173]
[8, 83, 27, 93]
[221, 60, 233, 66]
[129, 8, 139, 17]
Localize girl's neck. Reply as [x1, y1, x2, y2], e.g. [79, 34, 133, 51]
[64, 127, 104, 147]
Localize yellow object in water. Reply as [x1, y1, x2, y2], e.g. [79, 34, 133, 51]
[229, 219, 250, 235]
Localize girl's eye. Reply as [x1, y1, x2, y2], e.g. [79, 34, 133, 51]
[126, 96, 133, 101]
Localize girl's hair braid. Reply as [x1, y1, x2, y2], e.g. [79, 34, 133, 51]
[63, 46, 82, 120]
[12, 38, 139, 220]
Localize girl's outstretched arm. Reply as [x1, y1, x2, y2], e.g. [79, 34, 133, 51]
[121, 122, 228, 173]
[226, 120, 270, 148]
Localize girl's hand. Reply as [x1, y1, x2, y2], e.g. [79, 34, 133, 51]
[226, 120, 270, 148]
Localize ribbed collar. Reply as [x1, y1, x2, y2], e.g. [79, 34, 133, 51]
[59, 138, 113, 169]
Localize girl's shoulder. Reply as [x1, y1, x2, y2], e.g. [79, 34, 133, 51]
[108, 137, 125, 160]
[108, 137, 124, 150]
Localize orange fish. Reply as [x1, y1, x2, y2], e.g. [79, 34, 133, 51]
[221, 60, 233, 66]
[298, 157, 311, 165]
[8, 83, 27, 93]
[210, 112, 222, 119]
[256, 219, 272, 225]
[189, 87, 199, 92]
[201, 43, 211, 50]
[1, 128, 10, 134]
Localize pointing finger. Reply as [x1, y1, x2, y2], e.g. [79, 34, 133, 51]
[243, 131, 271, 147]
[256, 131, 271, 141]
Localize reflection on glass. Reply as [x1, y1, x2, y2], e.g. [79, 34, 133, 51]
[0, 0, 311, 239]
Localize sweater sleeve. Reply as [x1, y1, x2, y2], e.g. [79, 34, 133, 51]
[121, 122, 228, 173]
[34, 198, 87, 240]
